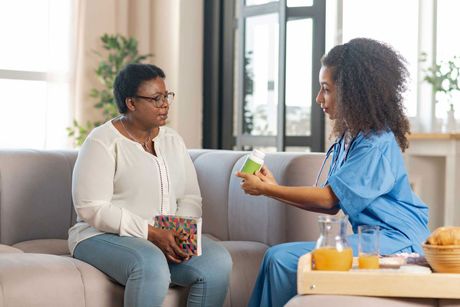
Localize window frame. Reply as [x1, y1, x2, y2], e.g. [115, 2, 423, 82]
[203, 0, 326, 151]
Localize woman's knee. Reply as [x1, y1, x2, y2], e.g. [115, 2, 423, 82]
[123, 248, 171, 307]
[216, 246, 233, 283]
[214, 244, 233, 278]
[263, 244, 299, 271]
[207, 243, 232, 281]
[191, 241, 232, 285]
[129, 247, 171, 284]
[263, 244, 289, 264]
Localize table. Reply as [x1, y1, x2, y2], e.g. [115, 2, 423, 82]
[406, 133, 460, 227]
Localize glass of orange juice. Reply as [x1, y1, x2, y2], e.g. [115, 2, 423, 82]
[358, 225, 380, 269]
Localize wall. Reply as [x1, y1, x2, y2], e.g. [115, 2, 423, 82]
[151, 0, 203, 148]
[74, 0, 203, 149]
[405, 155, 445, 230]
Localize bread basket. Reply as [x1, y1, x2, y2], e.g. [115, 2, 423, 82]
[422, 243, 460, 273]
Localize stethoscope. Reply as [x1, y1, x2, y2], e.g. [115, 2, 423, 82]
[314, 133, 357, 187]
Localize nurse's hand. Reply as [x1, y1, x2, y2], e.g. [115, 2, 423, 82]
[256, 165, 278, 185]
[236, 171, 265, 196]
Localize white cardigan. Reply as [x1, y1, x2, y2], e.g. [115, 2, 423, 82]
[68, 120, 202, 255]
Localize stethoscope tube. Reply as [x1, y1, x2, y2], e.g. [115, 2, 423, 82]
[314, 133, 357, 187]
[314, 142, 336, 187]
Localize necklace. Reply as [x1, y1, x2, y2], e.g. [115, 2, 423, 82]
[120, 116, 152, 151]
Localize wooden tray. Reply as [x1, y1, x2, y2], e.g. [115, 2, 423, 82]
[297, 253, 460, 299]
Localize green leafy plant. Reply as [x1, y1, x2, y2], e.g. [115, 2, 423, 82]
[421, 52, 460, 107]
[67, 33, 152, 146]
[243, 51, 254, 134]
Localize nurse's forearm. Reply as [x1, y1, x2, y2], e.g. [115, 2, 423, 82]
[261, 184, 339, 213]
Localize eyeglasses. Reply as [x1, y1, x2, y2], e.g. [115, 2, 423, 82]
[134, 92, 175, 108]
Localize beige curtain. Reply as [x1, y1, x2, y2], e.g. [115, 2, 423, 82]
[70, 0, 203, 148]
[72, 0, 154, 125]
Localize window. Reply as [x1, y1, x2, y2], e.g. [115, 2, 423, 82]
[338, 0, 460, 131]
[436, 0, 460, 120]
[0, 0, 74, 149]
[203, 0, 326, 152]
[241, 13, 279, 137]
[341, 0, 419, 118]
[236, 0, 325, 151]
[285, 18, 313, 137]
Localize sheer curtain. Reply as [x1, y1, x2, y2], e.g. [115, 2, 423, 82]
[0, 0, 76, 149]
[0, 0, 155, 149]
[73, 0, 155, 140]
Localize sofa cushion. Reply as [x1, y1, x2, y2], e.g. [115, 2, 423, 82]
[69, 257, 189, 307]
[0, 244, 23, 254]
[13, 239, 70, 255]
[0, 253, 86, 306]
[0, 150, 77, 245]
[228, 153, 323, 245]
[163, 285, 189, 306]
[219, 240, 269, 307]
[193, 151, 245, 240]
[228, 154, 288, 245]
[188, 149, 211, 161]
[68, 258, 124, 307]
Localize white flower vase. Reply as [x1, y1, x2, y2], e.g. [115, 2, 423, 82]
[446, 103, 457, 132]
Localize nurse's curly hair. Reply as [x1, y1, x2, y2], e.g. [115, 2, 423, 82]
[321, 38, 410, 151]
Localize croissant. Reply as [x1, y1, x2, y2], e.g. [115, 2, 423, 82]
[426, 227, 460, 245]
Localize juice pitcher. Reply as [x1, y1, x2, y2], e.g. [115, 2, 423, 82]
[312, 215, 352, 271]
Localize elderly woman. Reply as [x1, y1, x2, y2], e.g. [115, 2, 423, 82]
[68, 63, 232, 307]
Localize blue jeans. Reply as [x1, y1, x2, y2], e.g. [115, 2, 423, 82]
[74, 234, 232, 307]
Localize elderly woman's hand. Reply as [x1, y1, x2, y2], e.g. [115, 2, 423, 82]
[148, 226, 189, 263]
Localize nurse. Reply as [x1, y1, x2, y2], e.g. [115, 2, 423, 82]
[236, 38, 430, 307]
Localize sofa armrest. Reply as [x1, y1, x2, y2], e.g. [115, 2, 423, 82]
[0, 244, 23, 254]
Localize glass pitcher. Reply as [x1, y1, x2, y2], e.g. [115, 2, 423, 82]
[312, 215, 353, 271]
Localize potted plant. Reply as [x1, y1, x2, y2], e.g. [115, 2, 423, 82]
[67, 34, 152, 146]
[421, 52, 460, 131]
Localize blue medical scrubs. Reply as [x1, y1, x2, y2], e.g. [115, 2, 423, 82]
[248, 130, 430, 307]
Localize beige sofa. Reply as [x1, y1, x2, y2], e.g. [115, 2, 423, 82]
[0, 149, 456, 307]
[0, 149, 325, 306]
